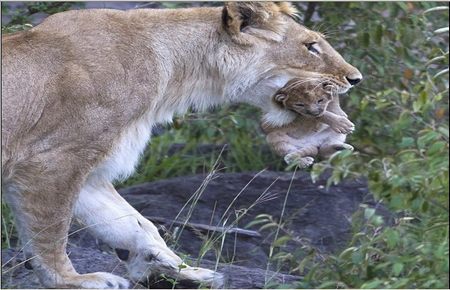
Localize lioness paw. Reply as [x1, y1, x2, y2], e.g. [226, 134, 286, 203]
[179, 266, 224, 288]
[127, 249, 223, 289]
[74, 272, 130, 289]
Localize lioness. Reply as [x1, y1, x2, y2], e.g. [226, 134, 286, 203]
[263, 79, 355, 168]
[2, 2, 362, 288]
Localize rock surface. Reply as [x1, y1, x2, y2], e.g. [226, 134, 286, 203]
[1, 246, 300, 289]
[1, 171, 387, 288]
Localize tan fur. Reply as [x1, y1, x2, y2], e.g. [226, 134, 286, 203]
[263, 79, 355, 167]
[2, 2, 362, 288]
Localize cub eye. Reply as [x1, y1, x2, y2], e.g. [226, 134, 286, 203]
[305, 42, 320, 54]
[317, 99, 324, 103]
[295, 103, 305, 107]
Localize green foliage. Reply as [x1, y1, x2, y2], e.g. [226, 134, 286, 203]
[297, 209, 449, 288]
[1, 2, 83, 33]
[119, 105, 284, 188]
[246, 3, 449, 288]
[299, 2, 449, 288]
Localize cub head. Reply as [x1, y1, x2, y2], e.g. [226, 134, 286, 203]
[222, 2, 362, 125]
[273, 79, 335, 118]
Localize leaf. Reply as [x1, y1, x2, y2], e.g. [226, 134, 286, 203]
[433, 68, 449, 79]
[391, 278, 410, 288]
[372, 215, 384, 226]
[434, 27, 449, 35]
[427, 141, 447, 155]
[418, 131, 440, 148]
[424, 6, 449, 14]
[426, 55, 446, 66]
[392, 263, 404, 276]
[390, 195, 404, 209]
[245, 219, 270, 229]
[364, 208, 376, 219]
[317, 281, 339, 288]
[438, 127, 449, 138]
[412, 100, 422, 112]
[351, 251, 364, 264]
[259, 222, 279, 231]
[400, 137, 415, 148]
[254, 214, 273, 220]
[339, 247, 358, 259]
[385, 229, 400, 248]
[362, 32, 370, 47]
[375, 24, 383, 45]
[273, 236, 291, 247]
[298, 257, 309, 274]
[361, 279, 383, 289]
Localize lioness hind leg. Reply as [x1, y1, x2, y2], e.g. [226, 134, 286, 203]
[2, 158, 129, 289]
[74, 178, 223, 288]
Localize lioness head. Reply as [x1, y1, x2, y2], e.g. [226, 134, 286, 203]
[273, 79, 335, 118]
[222, 2, 362, 125]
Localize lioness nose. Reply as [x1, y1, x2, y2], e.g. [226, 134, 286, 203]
[346, 76, 362, 86]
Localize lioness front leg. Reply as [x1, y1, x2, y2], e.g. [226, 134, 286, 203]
[74, 178, 223, 288]
[2, 157, 129, 289]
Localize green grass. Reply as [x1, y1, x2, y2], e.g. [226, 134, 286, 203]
[118, 104, 284, 189]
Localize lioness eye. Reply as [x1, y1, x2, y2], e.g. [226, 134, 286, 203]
[317, 99, 324, 103]
[295, 103, 305, 107]
[305, 42, 320, 54]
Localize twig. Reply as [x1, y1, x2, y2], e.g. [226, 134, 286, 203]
[304, 2, 317, 26]
[145, 216, 262, 238]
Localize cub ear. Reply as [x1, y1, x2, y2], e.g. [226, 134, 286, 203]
[222, 2, 298, 43]
[274, 93, 287, 104]
[323, 85, 335, 98]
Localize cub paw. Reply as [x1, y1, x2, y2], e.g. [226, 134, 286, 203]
[331, 117, 355, 134]
[284, 153, 314, 168]
[284, 152, 301, 164]
[298, 156, 315, 168]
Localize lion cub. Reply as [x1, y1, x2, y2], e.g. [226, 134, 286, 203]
[262, 80, 355, 168]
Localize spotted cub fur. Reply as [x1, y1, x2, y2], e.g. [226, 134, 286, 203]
[262, 79, 355, 167]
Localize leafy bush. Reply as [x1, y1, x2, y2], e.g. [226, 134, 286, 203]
[1, 2, 83, 32]
[295, 2, 449, 288]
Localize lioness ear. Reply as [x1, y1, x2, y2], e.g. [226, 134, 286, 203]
[222, 2, 298, 43]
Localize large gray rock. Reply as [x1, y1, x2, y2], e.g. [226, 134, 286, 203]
[1, 246, 300, 289]
[116, 171, 381, 268]
[1, 171, 386, 288]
